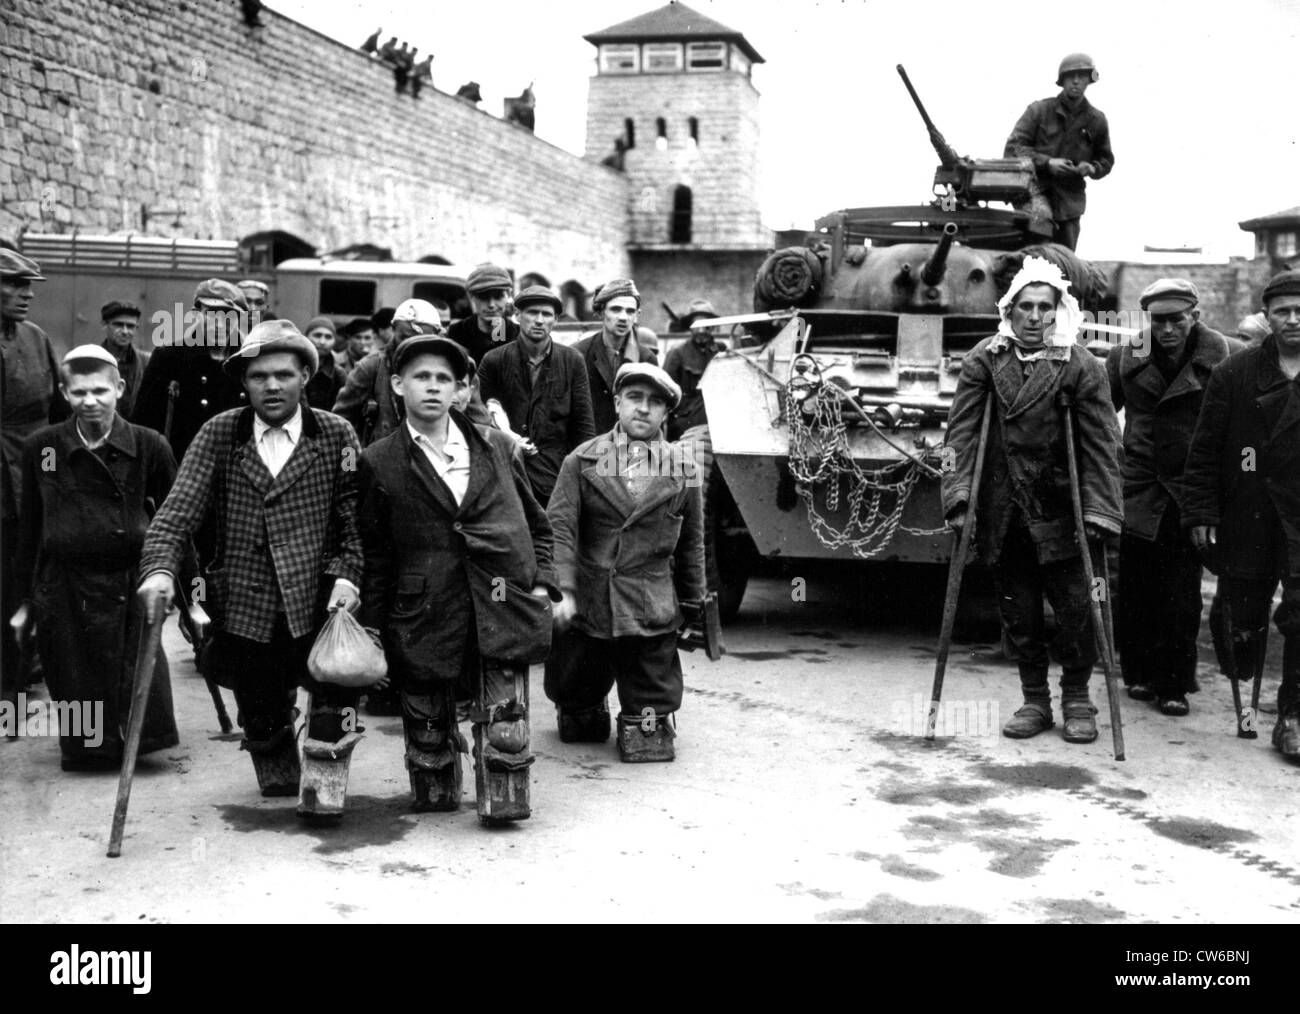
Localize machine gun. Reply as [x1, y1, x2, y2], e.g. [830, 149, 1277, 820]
[896, 64, 1033, 207]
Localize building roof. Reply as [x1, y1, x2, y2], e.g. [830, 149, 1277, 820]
[1239, 205, 1300, 232]
[584, 2, 764, 63]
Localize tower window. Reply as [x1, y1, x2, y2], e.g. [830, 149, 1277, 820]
[688, 117, 699, 149]
[643, 42, 683, 72]
[599, 44, 639, 73]
[655, 117, 668, 151]
[686, 42, 727, 71]
[624, 118, 636, 149]
[671, 185, 693, 244]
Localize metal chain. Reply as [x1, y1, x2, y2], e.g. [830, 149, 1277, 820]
[784, 381, 948, 558]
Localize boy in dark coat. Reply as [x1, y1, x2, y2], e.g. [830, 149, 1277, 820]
[1106, 279, 1241, 714]
[943, 257, 1122, 744]
[1184, 270, 1300, 759]
[14, 346, 181, 769]
[358, 333, 557, 822]
[545, 362, 707, 762]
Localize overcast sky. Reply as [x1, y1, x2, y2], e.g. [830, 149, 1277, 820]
[274, 0, 1299, 262]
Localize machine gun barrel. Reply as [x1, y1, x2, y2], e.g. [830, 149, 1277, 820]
[896, 64, 960, 169]
[921, 222, 959, 286]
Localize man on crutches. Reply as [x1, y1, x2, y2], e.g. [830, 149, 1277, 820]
[1184, 270, 1300, 760]
[942, 256, 1122, 744]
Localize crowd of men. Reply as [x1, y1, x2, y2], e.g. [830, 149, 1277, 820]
[0, 252, 715, 826]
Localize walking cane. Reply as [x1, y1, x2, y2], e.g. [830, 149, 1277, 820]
[926, 395, 993, 740]
[1058, 391, 1125, 760]
[107, 592, 168, 858]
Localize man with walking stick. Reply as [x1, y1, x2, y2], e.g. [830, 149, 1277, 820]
[942, 256, 1122, 744]
[1183, 270, 1300, 760]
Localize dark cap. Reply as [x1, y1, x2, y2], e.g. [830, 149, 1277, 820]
[371, 306, 396, 331]
[194, 278, 248, 312]
[342, 317, 373, 338]
[513, 285, 562, 314]
[593, 278, 641, 311]
[1262, 269, 1300, 305]
[392, 335, 470, 379]
[0, 249, 45, 281]
[1139, 278, 1199, 314]
[466, 263, 513, 295]
[101, 300, 142, 322]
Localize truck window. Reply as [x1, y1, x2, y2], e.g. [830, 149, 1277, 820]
[319, 278, 376, 316]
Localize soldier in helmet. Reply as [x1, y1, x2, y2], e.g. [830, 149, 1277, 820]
[1005, 53, 1115, 251]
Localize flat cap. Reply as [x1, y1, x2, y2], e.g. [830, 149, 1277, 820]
[1263, 269, 1300, 305]
[466, 263, 513, 294]
[593, 278, 641, 311]
[392, 298, 444, 332]
[194, 278, 249, 312]
[101, 300, 142, 321]
[0, 249, 45, 281]
[61, 344, 120, 370]
[1139, 278, 1199, 313]
[614, 362, 681, 409]
[392, 335, 469, 379]
[680, 297, 719, 328]
[513, 285, 562, 313]
[237, 279, 270, 297]
[223, 319, 318, 377]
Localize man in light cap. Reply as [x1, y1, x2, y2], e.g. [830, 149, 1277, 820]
[134, 278, 250, 463]
[1, 249, 67, 707]
[334, 298, 442, 448]
[663, 298, 724, 440]
[236, 279, 271, 323]
[358, 332, 557, 821]
[545, 362, 706, 761]
[10, 345, 181, 768]
[943, 256, 1122, 743]
[1005, 54, 1114, 250]
[138, 319, 369, 818]
[1236, 311, 1270, 348]
[447, 263, 519, 366]
[478, 285, 596, 504]
[1106, 279, 1240, 715]
[576, 278, 660, 434]
[1184, 269, 1300, 759]
[99, 300, 150, 420]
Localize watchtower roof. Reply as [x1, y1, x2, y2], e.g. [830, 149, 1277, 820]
[584, 2, 764, 64]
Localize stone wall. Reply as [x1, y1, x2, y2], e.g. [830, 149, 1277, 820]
[1099, 258, 1277, 334]
[0, 0, 630, 284]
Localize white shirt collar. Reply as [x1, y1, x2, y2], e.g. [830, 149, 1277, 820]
[407, 416, 466, 454]
[254, 406, 303, 445]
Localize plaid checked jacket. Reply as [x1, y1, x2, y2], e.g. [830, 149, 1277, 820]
[139, 405, 364, 642]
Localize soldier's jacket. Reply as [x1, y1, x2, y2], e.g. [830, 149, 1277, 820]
[942, 336, 1122, 564]
[139, 405, 363, 642]
[547, 429, 706, 639]
[1005, 95, 1114, 222]
[1106, 323, 1240, 540]
[1182, 335, 1300, 580]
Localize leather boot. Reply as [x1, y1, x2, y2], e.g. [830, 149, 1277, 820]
[1061, 687, 1098, 744]
[557, 700, 611, 743]
[1002, 688, 1053, 739]
[1272, 687, 1300, 758]
[617, 711, 675, 762]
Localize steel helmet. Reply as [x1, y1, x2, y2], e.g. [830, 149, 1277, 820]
[1057, 53, 1099, 86]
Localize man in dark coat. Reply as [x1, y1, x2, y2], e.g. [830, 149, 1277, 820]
[663, 298, 723, 440]
[100, 300, 150, 421]
[943, 257, 1122, 743]
[133, 278, 249, 463]
[1004, 53, 1115, 251]
[478, 286, 596, 505]
[14, 346, 182, 769]
[303, 316, 344, 412]
[2, 250, 68, 705]
[446, 263, 519, 366]
[138, 320, 365, 816]
[1184, 270, 1300, 759]
[575, 278, 659, 434]
[1106, 279, 1241, 714]
[358, 334, 556, 822]
[545, 363, 707, 762]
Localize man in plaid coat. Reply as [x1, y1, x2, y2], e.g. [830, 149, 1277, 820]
[138, 320, 365, 819]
